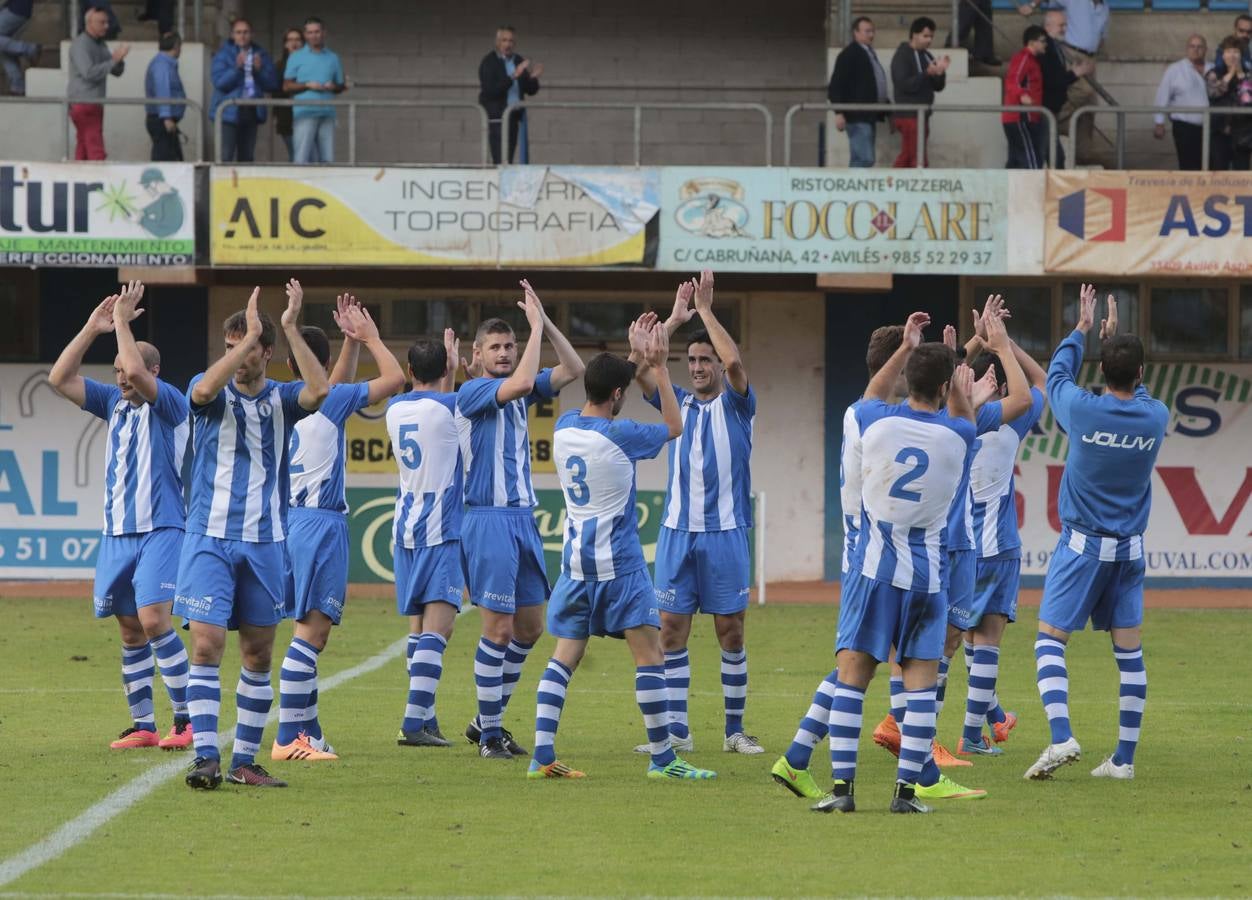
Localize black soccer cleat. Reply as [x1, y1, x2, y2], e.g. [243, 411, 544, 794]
[424, 724, 449, 743]
[500, 728, 527, 757]
[889, 782, 932, 814]
[397, 728, 451, 748]
[479, 737, 514, 759]
[185, 756, 222, 790]
[464, 718, 482, 745]
[811, 779, 856, 814]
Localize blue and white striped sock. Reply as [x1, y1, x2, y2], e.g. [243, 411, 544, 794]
[499, 639, 534, 719]
[406, 633, 419, 672]
[149, 629, 189, 719]
[277, 638, 319, 745]
[721, 648, 748, 737]
[898, 686, 937, 786]
[120, 643, 156, 731]
[962, 645, 999, 745]
[1035, 632, 1072, 744]
[828, 680, 865, 782]
[230, 667, 273, 770]
[889, 674, 905, 725]
[784, 669, 838, 770]
[532, 658, 572, 767]
[187, 663, 221, 760]
[664, 649, 691, 740]
[474, 638, 507, 742]
[935, 655, 952, 719]
[963, 639, 975, 673]
[403, 632, 447, 733]
[1113, 644, 1146, 766]
[636, 665, 676, 768]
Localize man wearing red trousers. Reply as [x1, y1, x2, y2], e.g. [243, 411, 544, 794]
[890, 17, 948, 168]
[68, 6, 128, 160]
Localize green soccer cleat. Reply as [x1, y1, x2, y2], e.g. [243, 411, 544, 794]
[771, 755, 825, 799]
[647, 756, 717, 780]
[914, 774, 987, 801]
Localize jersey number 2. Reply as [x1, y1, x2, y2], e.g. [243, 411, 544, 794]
[565, 455, 590, 506]
[889, 447, 929, 502]
[398, 423, 422, 469]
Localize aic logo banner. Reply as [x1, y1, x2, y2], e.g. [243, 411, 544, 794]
[1045, 170, 1252, 275]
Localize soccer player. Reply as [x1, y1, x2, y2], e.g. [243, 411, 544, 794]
[812, 312, 984, 814]
[272, 296, 404, 762]
[48, 281, 193, 751]
[631, 270, 761, 756]
[389, 328, 466, 748]
[177, 281, 329, 790]
[456, 280, 585, 759]
[528, 319, 716, 781]
[1025, 286, 1167, 782]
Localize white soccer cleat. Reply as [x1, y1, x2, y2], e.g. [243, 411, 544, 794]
[723, 732, 765, 755]
[1023, 737, 1081, 780]
[1091, 756, 1134, 780]
[634, 734, 694, 754]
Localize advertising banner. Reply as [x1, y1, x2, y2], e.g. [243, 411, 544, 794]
[656, 167, 1010, 274]
[211, 166, 659, 267]
[0, 162, 195, 266]
[1044, 170, 1252, 276]
[1016, 362, 1252, 583]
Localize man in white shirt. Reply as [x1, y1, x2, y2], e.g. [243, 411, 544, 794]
[1153, 35, 1211, 171]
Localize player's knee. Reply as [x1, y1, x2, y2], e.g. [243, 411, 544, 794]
[116, 616, 145, 646]
[513, 619, 543, 645]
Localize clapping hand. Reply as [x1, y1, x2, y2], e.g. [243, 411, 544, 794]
[1076, 283, 1097, 334]
[1099, 293, 1118, 340]
[112, 280, 146, 325]
[903, 311, 930, 348]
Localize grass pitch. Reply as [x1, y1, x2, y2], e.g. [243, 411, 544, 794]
[1, 594, 1250, 897]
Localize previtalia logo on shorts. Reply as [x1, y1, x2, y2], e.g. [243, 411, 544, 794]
[1057, 188, 1127, 242]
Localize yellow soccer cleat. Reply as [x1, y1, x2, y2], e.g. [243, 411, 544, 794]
[527, 759, 586, 779]
[914, 774, 987, 801]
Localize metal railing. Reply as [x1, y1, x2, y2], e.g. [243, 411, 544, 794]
[64, 0, 201, 40]
[1070, 104, 1252, 170]
[0, 95, 205, 162]
[501, 101, 775, 166]
[783, 102, 1059, 167]
[214, 98, 491, 165]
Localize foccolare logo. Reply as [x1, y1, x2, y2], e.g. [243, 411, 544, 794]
[1057, 188, 1126, 242]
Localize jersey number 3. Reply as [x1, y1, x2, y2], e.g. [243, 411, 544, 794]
[889, 447, 929, 502]
[565, 455, 590, 506]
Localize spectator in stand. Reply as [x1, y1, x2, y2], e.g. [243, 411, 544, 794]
[479, 25, 542, 164]
[0, 0, 41, 97]
[285, 17, 347, 165]
[890, 17, 948, 168]
[211, 18, 279, 163]
[1039, 10, 1092, 169]
[144, 31, 184, 162]
[952, 0, 1000, 67]
[77, 0, 120, 40]
[1153, 35, 1210, 171]
[136, 0, 176, 36]
[1211, 15, 1252, 77]
[1023, 0, 1107, 165]
[828, 16, 890, 168]
[68, 5, 128, 161]
[274, 27, 304, 162]
[1004, 26, 1048, 168]
[1208, 36, 1252, 171]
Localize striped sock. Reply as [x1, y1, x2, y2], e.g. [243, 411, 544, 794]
[406, 633, 419, 672]
[897, 686, 937, 786]
[120, 643, 156, 731]
[664, 649, 691, 740]
[963, 639, 974, 672]
[499, 639, 534, 719]
[277, 638, 319, 745]
[533, 658, 572, 767]
[636, 665, 676, 768]
[149, 629, 189, 719]
[962, 645, 1000, 745]
[828, 680, 865, 782]
[187, 663, 221, 760]
[1113, 644, 1146, 766]
[784, 669, 838, 770]
[402, 632, 447, 733]
[721, 648, 748, 737]
[935, 655, 952, 719]
[888, 675, 905, 725]
[474, 638, 507, 742]
[304, 685, 322, 742]
[1035, 633, 1072, 744]
[230, 667, 273, 770]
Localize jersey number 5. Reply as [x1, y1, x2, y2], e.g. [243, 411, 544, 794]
[565, 455, 590, 506]
[398, 423, 422, 470]
[889, 447, 929, 502]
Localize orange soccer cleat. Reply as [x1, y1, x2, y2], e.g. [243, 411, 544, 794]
[110, 727, 161, 749]
[158, 720, 194, 750]
[271, 731, 339, 762]
[871, 714, 901, 757]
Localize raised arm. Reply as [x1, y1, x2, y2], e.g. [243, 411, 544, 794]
[644, 323, 683, 439]
[691, 269, 747, 395]
[112, 280, 159, 404]
[865, 311, 927, 401]
[49, 293, 118, 408]
[282, 278, 329, 412]
[192, 288, 263, 407]
[946, 363, 975, 424]
[525, 279, 584, 391]
[982, 303, 1031, 423]
[328, 293, 362, 386]
[337, 304, 404, 405]
[494, 285, 545, 404]
[440, 328, 459, 394]
[1046, 282, 1095, 432]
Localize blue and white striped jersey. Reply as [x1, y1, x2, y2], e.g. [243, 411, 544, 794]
[971, 388, 1045, 558]
[82, 378, 189, 536]
[386, 390, 463, 549]
[553, 411, 670, 581]
[184, 375, 310, 543]
[944, 401, 1006, 552]
[851, 401, 975, 593]
[455, 368, 556, 509]
[648, 380, 755, 533]
[840, 402, 863, 574]
[288, 382, 371, 515]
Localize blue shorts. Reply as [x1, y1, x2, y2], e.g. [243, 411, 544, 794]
[92, 528, 183, 618]
[836, 574, 946, 663]
[286, 508, 349, 625]
[951, 555, 1021, 631]
[1039, 539, 1144, 634]
[654, 526, 751, 616]
[461, 507, 550, 614]
[943, 548, 976, 628]
[395, 541, 465, 615]
[173, 532, 288, 629]
[547, 567, 661, 640]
